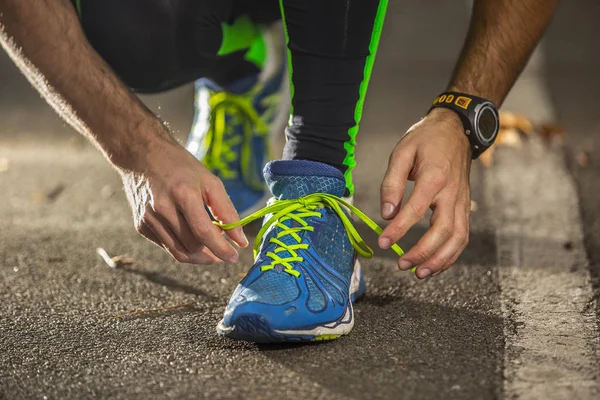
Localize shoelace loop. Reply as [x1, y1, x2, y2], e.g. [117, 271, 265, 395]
[204, 92, 268, 189]
[215, 193, 405, 277]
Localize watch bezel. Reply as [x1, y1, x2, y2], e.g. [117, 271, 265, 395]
[473, 102, 499, 146]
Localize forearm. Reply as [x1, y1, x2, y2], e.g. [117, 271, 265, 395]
[449, 0, 558, 106]
[0, 0, 170, 169]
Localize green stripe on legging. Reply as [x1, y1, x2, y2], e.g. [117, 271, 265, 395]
[343, 0, 388, 196]
[75, 0, 82, 17]
[278, 0, 294, 116]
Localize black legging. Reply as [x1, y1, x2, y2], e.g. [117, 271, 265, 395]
[74, 0, 388, 196]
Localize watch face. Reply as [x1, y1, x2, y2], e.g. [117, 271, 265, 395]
[478, 106, 498, 141]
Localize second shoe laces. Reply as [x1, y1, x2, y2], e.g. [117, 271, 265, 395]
[204, 92, 268, 190]
[214, 193, 406, 277]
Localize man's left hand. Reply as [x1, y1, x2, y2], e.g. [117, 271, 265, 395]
[378, 108, 472, 279]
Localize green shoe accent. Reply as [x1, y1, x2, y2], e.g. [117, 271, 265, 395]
[244, 32, 268, 70]
[75, 0, 82, 17]
[218, 16, 267, 69]
[313, 334, 342, 342]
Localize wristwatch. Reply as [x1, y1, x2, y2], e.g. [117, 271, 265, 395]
[429, 91, 499, 159]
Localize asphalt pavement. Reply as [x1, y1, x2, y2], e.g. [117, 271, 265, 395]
[0, 1, 599, 399]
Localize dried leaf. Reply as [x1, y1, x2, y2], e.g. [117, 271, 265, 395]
[496, 128, 522, 148]
[500, 111, 534, 135]
[96, 248, 138, 268]
[539, 123, 567, 140]
[499, 111, 518, 128]
[514, 117, 534, 136]
[112, 256, 137, 267]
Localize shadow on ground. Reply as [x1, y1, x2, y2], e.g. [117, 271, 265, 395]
[209, 299, 504, 400]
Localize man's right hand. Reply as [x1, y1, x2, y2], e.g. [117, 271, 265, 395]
[119, 133, 248, 265]
[0, 0, 247, 265]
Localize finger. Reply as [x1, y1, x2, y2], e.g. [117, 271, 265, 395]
[140, 221, 219, 264]
[150, 200, 220, 264]
[200, 246, 223, 264]
[143, 214, 196, 263]
[174, 186, 239, 263]
[154, 205, 206, 255]
[440, 196, 471, 271]
[147, 213, 221, 265]
[414, 199, 470, 278]
[379, 170, 445, 250]
[396, 194, 455, 273]
[380, 146, 415, 220]
[205, 179, 249, 248]
[138, 223, 162, 246]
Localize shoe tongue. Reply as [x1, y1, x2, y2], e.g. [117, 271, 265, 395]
[263, 160, 346, 200]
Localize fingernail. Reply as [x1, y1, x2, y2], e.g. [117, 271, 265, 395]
[382, 203, 395, 219]
[432, 270, 442, 277]
[379, 237, 392, 250]
[241, 230, 249, 247]
[398, 259, 413, 270]
[418, 268, 432, 279]
[228, 253, 239, 264]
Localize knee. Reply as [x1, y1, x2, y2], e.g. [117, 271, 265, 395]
[80, 0, 224, 92]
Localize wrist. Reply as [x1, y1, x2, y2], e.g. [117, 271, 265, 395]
[108, 116, 179, 172]
[427, 107, 462, 128]
[426, 108, 471, 154]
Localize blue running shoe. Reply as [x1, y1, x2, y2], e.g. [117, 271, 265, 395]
[185, 31, 287, 217]
[215, 160, 404, 343]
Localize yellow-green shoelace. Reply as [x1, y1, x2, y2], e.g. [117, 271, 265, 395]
[215, 193, 407, 277]
[203, 92, 269, 190]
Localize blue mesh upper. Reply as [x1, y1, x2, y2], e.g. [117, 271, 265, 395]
[310, 213, 355, 278]
[304, 273, 326, 312]
[241, 270, 300, 305]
